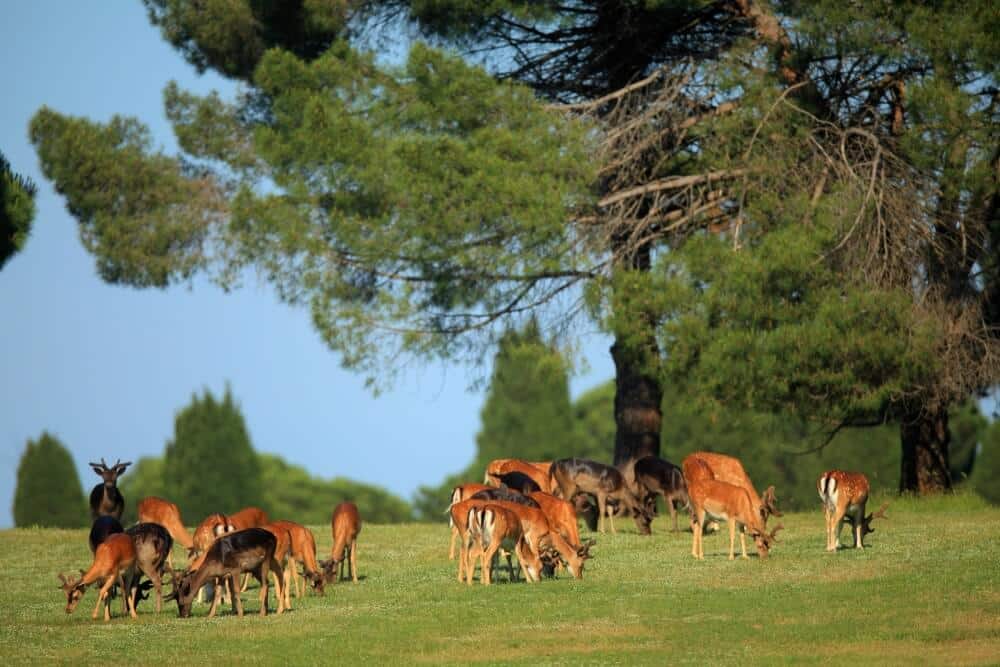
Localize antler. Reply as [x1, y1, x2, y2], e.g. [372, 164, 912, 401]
[762, 486, 783, 518]
[767, 524, 784, 543]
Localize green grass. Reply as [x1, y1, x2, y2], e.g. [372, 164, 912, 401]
[1, 492, 998, 665]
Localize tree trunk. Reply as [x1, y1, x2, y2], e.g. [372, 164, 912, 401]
[899, 405, 952, 494]
[611, 339, 663, 465]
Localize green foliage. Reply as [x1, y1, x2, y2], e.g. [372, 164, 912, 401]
[972, 419, 1000, 504]
[162, 387, 263, 520]
[142, 0, 348, 81]
[116, 456, 167, 524]
[259, 453, 412, 524]
[0, 150, 36, 270]
[412, 321, 575, 519]
[12, 432, 87, 528]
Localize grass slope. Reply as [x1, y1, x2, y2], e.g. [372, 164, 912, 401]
[0, 493, 997, 665]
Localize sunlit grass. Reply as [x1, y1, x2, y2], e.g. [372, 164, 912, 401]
[1, 492, 997, 665]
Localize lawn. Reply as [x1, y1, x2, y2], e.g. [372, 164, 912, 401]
[1, 492, 997, 665]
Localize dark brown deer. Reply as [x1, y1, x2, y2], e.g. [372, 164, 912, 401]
[88, 458, 131, 521]
[125, 522, 173, 613]
[634, 456, 690, 532]
[88, 516, 124, 553]
[167, 528, 284, 617]
[488, 470, 542, 494]
[549, 458, 652, 534]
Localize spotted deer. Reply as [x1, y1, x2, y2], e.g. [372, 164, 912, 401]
[688, 477, 783, 560]
[683, 452, 781, 526]
[818, 470, 888, 551]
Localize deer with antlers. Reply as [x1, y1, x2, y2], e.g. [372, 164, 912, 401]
[683, 452, 781, 526]
[818, 470, 888, 551]
[88, 458, 131, 521]
[689, 477, 783, 560]
[59, 533, 138, 622]
[549, 458, 653, 534]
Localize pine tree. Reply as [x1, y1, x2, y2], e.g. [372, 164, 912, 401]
[162, 386, 262, 520]
[1, 150, 36, 270]
[13, 432, 88, 528]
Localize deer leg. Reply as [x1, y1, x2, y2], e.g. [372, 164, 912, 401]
[669, 498, 678, 532]
[739, 526, 749, 559]
[481, 544, 495, 585]
[240, 571, 251, 593]
[728, 519, 737, 560]
[271, 557, 284, 614]
[207, 579, 222, 617]
[350, 541, 358, 583]
[229, 574, 243, 617]
[596, 495, 607, 534]
[449, 525, 458, 561]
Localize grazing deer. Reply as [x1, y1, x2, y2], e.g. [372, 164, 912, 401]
[59, 533, 138, 622]
[818, 470, 888, 551]
[188, 513, 234, 603]
[634, 456, 690, 532]
[228, 506, 269, 531]
[528, 491, 583, 551]
[484, 459, 552, 486]
[448, 483, 490, 560]
[269, 520, 325, 599]
[320, 502, 361, 584]
[683, 452, 781, 526]
[470, 487, 541, 507]
[88, 458, 131, 521]
[496, 459, 553, 492]
[125, 522, 173, 613]
[261, 523, 296, 608]
[168, 528, 284, 617]
[88, 516, 124, 553]
[487, 499, 591, 580]
[549, 458, 652, 534]
[689, 477, 783, 560]
[476, 504, 535, 585]
[450, 499, 542, 584]
[489, 470, 542, 494]
[137, 497, 194, 565]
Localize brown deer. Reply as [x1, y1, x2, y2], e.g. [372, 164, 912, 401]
[476, 504, 535, 585]
[59, 533, 138, 622]
[689, 477, 783, 560]
[125, 522, 173, 613]
[448, 483, 490, 560]
[261, 522, 295, 608]
[818, 470, 888, 551]
[549, 458, 652, 534]
[683, 452, 781, 526]
[634, 456, 690, 532]
[495, 459, 553, 492]
[137, 497, 194, 563]
[449, 499, 543, 584]
[168, 528, 284, 617]
[88, 458, 131, 521]
[484, 459, 552, 486]
[188, 512, 234, 603]
[320, 501, 361, 584]
[269, 520, 325, 599]
[228, 506, 269, 531]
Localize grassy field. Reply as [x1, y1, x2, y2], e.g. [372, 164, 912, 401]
[1, 492, 997, 665]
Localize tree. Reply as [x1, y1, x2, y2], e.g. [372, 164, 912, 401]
[117, 456, 167, 524]
[13, 432, 88, 528]
[1, 150, 36, 270]
[28, 2, 998, 493]
[412, 321, 576, 519]
[162, 387, 263, 520]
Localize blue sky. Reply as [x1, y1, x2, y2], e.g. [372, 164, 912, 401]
[0, 2, 615, 527]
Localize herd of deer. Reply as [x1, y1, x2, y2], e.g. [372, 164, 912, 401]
[447, 453, 888, 585]
[58, 459, 362, 621]
[57, 452, 888, 621]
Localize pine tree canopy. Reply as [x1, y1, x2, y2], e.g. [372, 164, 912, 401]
[0, 150, 37, 271]
[13, 432, 88, 528]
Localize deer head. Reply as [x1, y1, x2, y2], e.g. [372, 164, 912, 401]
[164, 569, 197, 617]
[751, 524, 784, 559]
[88, 458, 131, 485]
[576, 538, 596, 560]
[305, 569, 326, 595]
[862, 502, 889, 537]
[318, 558, 339, 583]
[58, 572, 87, 614]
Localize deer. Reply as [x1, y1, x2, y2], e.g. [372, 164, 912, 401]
[634, 456, 690, 532]
[683, 452, 781, 527]
[495, 459, 553, 492]
[549, 458, 653, 534]
[168, 527, 284, 617]
[88, 516, 124, 553]
[125, 522, 173, 613]
[269, 520, 326, 599]
[688, 477, 783, 560]
[484, 459, 552, 486]
[475, 504, 537, 585]
[228, 506, 269, 530]
[818, 470, 889, 551]
[489, 470, 543, 494]
[470, 487, 541, 507]
[449, 499, 541, 584]
[137, 497, 193, 566]
[447, 483, 491, 560]
[188, 512, 234, 603]
[261, 522, 295, 609]
[320, 501, 361, 584]
[88, 458, 131, 521]
[59, 533, 138, 622]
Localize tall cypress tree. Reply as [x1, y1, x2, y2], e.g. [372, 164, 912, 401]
[13, 432, 87, 528]
[162, 386, 262, 520]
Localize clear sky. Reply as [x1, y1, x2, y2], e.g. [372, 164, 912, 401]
[0, 1, 615, 527]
